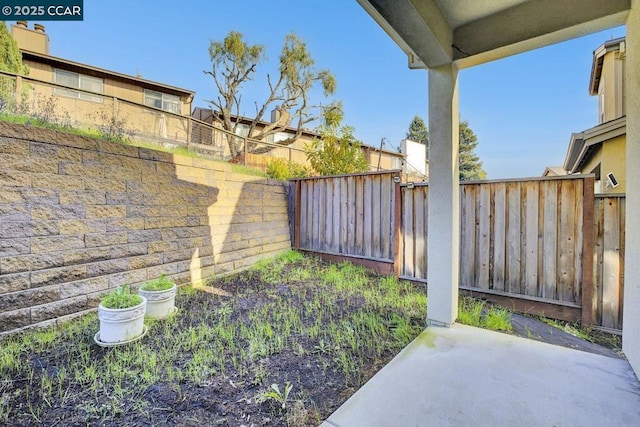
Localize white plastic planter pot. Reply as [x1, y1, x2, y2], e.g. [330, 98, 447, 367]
[95, 296, 147, 347]
[138, 283, 177, 319]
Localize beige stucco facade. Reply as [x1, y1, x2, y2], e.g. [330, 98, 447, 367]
[591, 38, 626, 123]
[9, 22, 194, 142]
[564, 37, 627, 194]
[580, 134, 626, 193]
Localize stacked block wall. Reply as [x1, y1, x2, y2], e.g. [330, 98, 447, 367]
[0, 122, 291, 335]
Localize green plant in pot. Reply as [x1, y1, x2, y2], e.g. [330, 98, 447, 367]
[138, 275, 177, 319]
[95, 285, 147, 347]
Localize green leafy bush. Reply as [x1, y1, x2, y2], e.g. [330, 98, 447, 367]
[100, 285, 142, 309]
[305, 124, 367, 176]
[266, 158, 310, 180]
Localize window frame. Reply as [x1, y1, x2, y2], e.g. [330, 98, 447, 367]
[143, 89, 180, 114]
[53, 69, 104, 103]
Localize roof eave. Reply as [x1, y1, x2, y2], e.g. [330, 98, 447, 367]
[21, 50, 195, 98]
[564, 116, 627, 172]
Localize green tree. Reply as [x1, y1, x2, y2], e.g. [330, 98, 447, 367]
[406, 115, 429, 153]
[459, 120, 486, 181]
[0, 22, 27, 74]
[305, 118, 368, 176]
[205, 31, 339, 156]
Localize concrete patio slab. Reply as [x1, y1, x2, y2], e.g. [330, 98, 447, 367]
[321, 324, 640, 427]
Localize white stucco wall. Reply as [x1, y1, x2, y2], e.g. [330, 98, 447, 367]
[623, 0, 640, 377]
[401, 139, 427, 176]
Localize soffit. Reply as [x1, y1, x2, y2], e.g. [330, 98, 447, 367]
[433, 0, 526, 29]
[358, 0, 630, 69]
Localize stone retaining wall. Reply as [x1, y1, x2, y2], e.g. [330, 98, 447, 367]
[0, 121, 291, 335]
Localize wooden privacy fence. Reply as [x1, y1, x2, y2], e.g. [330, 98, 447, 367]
[291, 172, 625, 331]
[593, 195, 625, 331]
[402, 176, 595, 326]
[291, 171, 401, 275]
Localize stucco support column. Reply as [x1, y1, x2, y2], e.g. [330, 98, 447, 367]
[427, 64, 459, 326]
[623, 0, 640, 376]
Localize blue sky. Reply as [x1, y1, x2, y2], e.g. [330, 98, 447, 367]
[30, 0, 625, 178]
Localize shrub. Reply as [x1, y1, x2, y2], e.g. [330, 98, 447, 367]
[95, 108, 133, 143]
[305, 124, 367, 176]
[266, 158, 310, 180]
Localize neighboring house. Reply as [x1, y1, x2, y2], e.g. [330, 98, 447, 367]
[564, 37, 626, 193]
[10, 21, 194, 142]
[401, 138, 429, 181]
[542, 166, 567, 177]
[192, 106, 405, 172]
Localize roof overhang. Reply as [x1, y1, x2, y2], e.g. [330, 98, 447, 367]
[21, 50, 195, 99]
[589, 37, 626, 95]
[563, 116, 627, 173]
[357, 0, 631, 69]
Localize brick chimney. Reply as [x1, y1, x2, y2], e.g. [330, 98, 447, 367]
[10, 22, 50, 55]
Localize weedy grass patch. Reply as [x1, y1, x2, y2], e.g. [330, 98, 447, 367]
[0, 251, 426, 426]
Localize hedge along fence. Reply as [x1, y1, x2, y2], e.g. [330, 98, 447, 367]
[0, 121, 291, 335]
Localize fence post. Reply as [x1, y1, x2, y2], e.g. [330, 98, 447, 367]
[294, 180, 302, 249]
[243, 137, 248, 166]
[14, 75, 22, 106]
[393, 173, 403, 277]
[581, 176, 595, 327]
[186, 117, 191, 148]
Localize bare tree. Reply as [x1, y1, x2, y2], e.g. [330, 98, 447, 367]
[205, 31, 339, 156]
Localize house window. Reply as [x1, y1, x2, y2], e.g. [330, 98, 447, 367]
[234, 123, 250, 138]
[54, 69, 103, 103]
[266, 131, 291, 144]
[144, 90, 180, 114]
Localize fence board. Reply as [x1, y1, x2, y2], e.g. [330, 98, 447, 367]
[318, 180, 326, 251]
[574, 180, 585, 305]
[372, 176, 382, 258]
[340, 178, 348, 253]
[542, 181, 558, 299]
[381, 177, 392, 258]
[602, 197, 621, 329]
[557, 181, 577, 302]
[524, 182, 539, 296]
[332, 179, 341, 253]
[414, 187, 425, 279]
[506, 183, 521, 294]
[363, 177, 373, 257]
[403, 187, 415, 277]
[324, 179, 332, 251]
[461, 186, 477, 287]
[300, 181, 308, 248]
[492, 184, 506, 292]
[477, 185, 491, 289]
[347, 176, 357, 254]
[355, 176, 364, 254]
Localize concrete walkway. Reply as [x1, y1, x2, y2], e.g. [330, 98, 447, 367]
[321, 324, 640, 427]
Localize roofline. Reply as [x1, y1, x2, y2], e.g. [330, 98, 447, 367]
[355, 0, 426, 69]
[563, 116, 626, 172]
[588, 36, 625, 95]
[21, 50, 195, 98]
[191, 106, 404, 156]
[542, 166, 567, 177]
